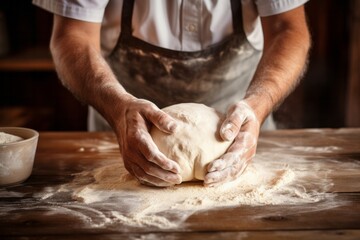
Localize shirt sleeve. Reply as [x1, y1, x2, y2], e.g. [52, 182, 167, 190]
[255, 0, 309, 17]
[32, 0, 110, 23]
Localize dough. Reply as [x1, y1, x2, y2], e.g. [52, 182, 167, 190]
[150, 103, 233, 182]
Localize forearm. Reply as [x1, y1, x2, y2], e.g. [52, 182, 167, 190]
[244, 9, 311, 124]
[50, 33, 133, 128]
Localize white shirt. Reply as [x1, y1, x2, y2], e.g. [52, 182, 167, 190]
[33, 0, 308, 56]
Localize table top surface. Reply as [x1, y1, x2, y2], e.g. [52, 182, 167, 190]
[1, 128, 360, 239]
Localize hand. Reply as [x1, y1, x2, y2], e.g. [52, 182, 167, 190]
[204, 101, 260, 187]
[114, 97, 182, 187]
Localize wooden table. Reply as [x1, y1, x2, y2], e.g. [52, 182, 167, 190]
[1, 129, 360, 239]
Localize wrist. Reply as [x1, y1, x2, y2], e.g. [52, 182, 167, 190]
[242, 94, 273, 125]
[92, 82, 135, 130]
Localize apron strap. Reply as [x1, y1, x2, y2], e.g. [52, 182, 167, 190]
[230, 0, 244, 35]
[121, 0, 135, 37]
[121, 0, 244, 37]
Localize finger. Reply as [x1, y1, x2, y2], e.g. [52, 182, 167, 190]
[207, 152, 240, 173]
[220, 118, 244, 142]
[220, 106, 246, 141]
[204, 158, 250, 187]
[143, 103, 178, 134]
[129, 150, 182, 184]
[127, 157, 182, 185]
[124, 136, 182, 185]
[131, 164, 176, 187]
[207, 132, 256, 172]
[134, 127, 181, 174]
[232, 131, 257, 151]
[204, 148, 255, 187]
[127, 111, 181, 174]
[124, 151, 182, 185]
[220, 102, 257, 141]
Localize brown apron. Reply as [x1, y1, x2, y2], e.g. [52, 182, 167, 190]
[88, 0, 275, 131]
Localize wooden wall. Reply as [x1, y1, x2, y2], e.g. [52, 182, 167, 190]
[0, 0, 358, 130]
[275, 0, 358, 128]
[0, 1, 88, 131]
[346, 0, 360, 127]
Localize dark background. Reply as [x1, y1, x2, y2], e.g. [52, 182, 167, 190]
[0, 0, 359, 131]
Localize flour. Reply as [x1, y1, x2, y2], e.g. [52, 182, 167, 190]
[0, 137, 354, 231]
[290, 146, 341, 153]
[0, 130, 356, 232]
[0, 132, 23, 144]
[0, 146, 27, 178]
[0, 132, 24, 177]
[70, 152, 335, 228]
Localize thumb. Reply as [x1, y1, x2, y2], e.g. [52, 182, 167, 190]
[220, 105, 246, 141]
[146, 108, 178, 134]
[220, 110, 246, 142]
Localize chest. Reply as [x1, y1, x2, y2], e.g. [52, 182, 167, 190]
[101, 0, 236, 52]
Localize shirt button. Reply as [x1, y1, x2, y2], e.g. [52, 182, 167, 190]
[186, 23, 197, 32]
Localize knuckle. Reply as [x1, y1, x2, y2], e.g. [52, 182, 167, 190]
[141, 143, 158, 162]
[132, 128, 146, 141]
[141, 164, 156, 175]
[131, 165, 145, 180]
[147, 150, 166, 164]
[154, 112, 168, 126]
[145, 151, 156, 162]
[140, 100, 157, 112]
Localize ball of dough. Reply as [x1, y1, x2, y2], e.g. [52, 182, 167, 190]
[150, 103, 233, 182]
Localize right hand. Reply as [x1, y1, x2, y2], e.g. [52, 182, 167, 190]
[114, 97, 182, 187]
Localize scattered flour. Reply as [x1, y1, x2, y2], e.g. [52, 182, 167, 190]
[1, 131, 357, 232]
[0, 132, 23, 144]
[290, 146, 342, 153]
[67, 152, 335, 229]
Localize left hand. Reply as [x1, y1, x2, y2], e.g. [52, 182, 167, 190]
[204, 100, 260, 187]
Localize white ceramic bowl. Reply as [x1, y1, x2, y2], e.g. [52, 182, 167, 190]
[0, 127, 39, 187]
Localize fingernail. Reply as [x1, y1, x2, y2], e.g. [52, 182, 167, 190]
[223, 129, 234, 141]
[204, 177, 214, 184]
[170, 162, 181, 174]
[165, 174, 181, 184]
[208, 160, 222, 172]
[204, 180, 216, 188]
[208, 166, 216, 172]
[222, 123, 234, 141]
[168, 121, 178, 133]
[176, 174, 182, 184]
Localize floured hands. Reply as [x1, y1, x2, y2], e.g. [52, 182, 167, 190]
[114, 97, 182, 187]
[204, 101, 260, 187]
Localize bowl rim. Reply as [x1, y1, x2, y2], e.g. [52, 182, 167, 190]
[0, 127, 39, 146]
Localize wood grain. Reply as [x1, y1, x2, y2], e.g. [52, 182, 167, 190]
[0, 129, 359, 239]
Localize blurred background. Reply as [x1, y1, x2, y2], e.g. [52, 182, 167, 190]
[0, 0, 359, 131]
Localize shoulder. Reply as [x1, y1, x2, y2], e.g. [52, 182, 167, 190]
[253, 0, 309, 16]
[32, 0, 111, 23]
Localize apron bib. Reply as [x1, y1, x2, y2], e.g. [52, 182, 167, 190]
[88, 0, 276, 131]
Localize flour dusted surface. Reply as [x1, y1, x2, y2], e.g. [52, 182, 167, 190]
[72, 152, 334, 228]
